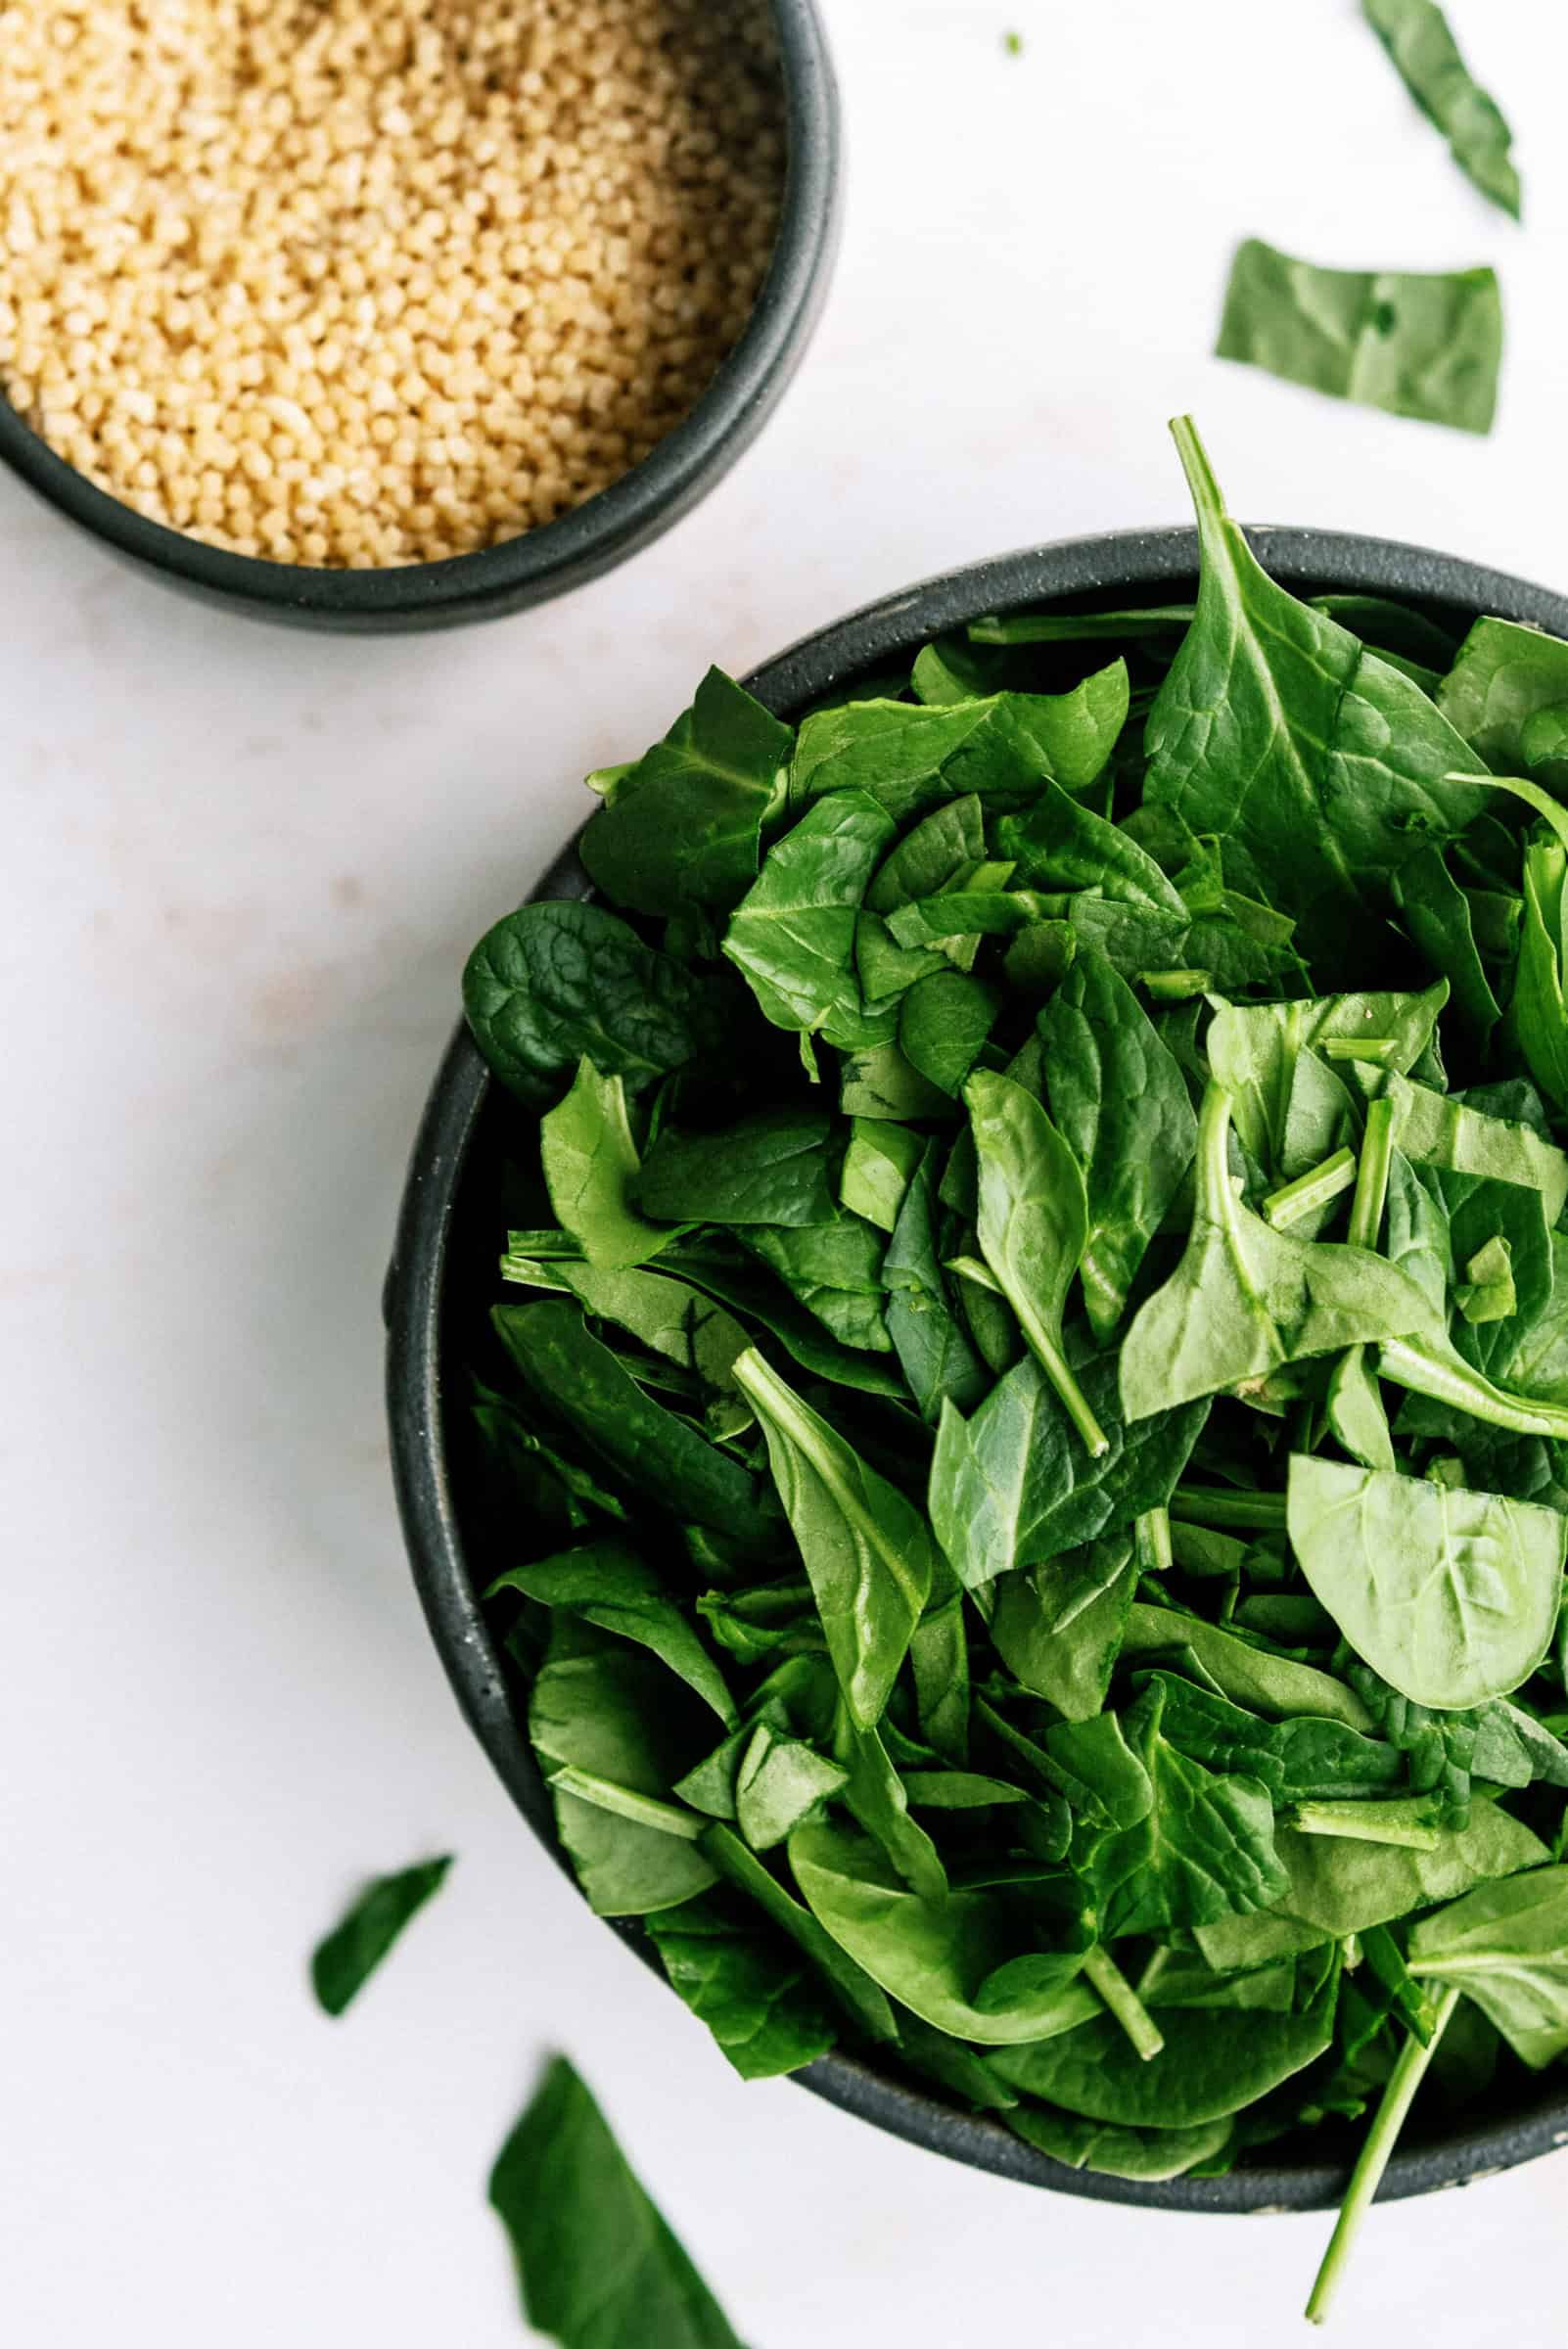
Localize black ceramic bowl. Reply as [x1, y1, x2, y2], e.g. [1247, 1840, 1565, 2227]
[0, 1, 838, 633]
[388, 524, 1568, 2210]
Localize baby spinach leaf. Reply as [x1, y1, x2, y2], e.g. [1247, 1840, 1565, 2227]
[838, 1038, 957, 1122]
[1408, 1866, 1568, 2068]
[1121, 1603, 1374, 1728]
[1007, 2106, 1234, 2182]
[1084, 1679, 1289, 1937]
[745, 1211, 893, 1355]
[839, 1117, 925, 1232]
[1287, 1455, 1565, 1709]
[494, 1303, 775, 1548]
[970, 606, 1195, 647]
[1038, 951, 1199, 1337]
[579, 666, 793, 917]
[734, 1724, 849, 1852]
[465, 900, 726, 1106]
[908, 1557, 972, 1764]
[1381, 1072, 1568, 1221]
[1216, 240, 1501, 435]
[310, 1855, 453, 2016]
[489, 1542, 737, 1726]
[1120, 1085, 1440, 1418]
[643, 1892, 838, 2079]
[1144, 419, 1487, 944]
[702, 1821, 899, 2045]
[1268, 1798, 1549, 1937]
[838, 1719, 948, 1901]
[993, 1946, 1341, 2126]
[929, 1353, 1208, 1589]
[637, 1110, 836, 1228]
[967, 1069, 1109, 1454]
[661, 1246, 905, 1399]
[991, 1535, 1137, 1722]
[788, 1819, 1093, 2046]
[881, 1141, 988, 1417]
[998, 773, 1189, 919]
[1393, 850, 1502, 1051]
[530, 1620, 719, 1914]
[488, 2054, 743, 2348]
[515, 1262, 750, 1398]
[539, 1058, 676, 1269]
[722, 790, 897, 1048]
[1507, 837, 1568, 1119]
[1327, 1345, 1396, 1471]
[1438, 615, 1568, 773]
[1363, 0, 1520, 216]
[1206, 985, 1445, 1177]
[1142, 1672, 1404, 1802]
[733, 1351, 932, 1728]
[899, 969, 1000, 1096]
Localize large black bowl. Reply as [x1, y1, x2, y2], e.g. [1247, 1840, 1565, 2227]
[0, 0, 838, 632]
[387, 524, 1568, 2209]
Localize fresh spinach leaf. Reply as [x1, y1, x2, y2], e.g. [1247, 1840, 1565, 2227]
[733, 1350, 932, 1728]
[722, 790, 897, 1048]
[465, 901, 725, 1106]
[540, 1057, 677, 1268]
[1216, 241, 1501, 435]
[991, 1536, 1138, 1721]
[1363, 0, 1520, 217]
[579, 667, 793, 917]
[1038, 951, 1199, 1336]
[643, 1892, 838, 2078]
[1287, 1455, 1565, 1709]
[310, 1855, 453, 2016]
[637, 1110, 836, 1228]
[1408, 1866, 1568, 2068]
[899, 969, 1000, 1096]
[488, 2054, 743, 2347]
[1439, 616, 1568, 773]
[490, 1542, 737, 1725]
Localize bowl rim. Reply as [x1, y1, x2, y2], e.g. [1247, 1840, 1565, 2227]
[0, 0, 838, 625]
[387, 519, 1568, 2212]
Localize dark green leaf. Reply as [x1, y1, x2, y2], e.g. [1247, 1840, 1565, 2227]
[1363, 0, 1520, 218]
[310, 1856, 453, 2016]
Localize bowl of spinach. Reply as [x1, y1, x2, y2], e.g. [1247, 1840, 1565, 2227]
[387, 420, 1568, 2298]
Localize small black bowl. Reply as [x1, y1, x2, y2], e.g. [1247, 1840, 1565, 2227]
[387, 524, 1568, 2209]
[0, 0, 838, 633]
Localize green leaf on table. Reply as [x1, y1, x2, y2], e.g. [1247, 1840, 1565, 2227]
[1120, 1084, 1440, 1418]
[722, 789, 897, 1048]
[488, 2054, 743, 2348]
[1038, 951, 1199, 1337]
[1216, 240, 1501, 435]
[733, 1350, 932, 1728]
[579, 667, 793, 917]
[539, 1057, 677, 1268]
[310, 1855, 453, 2016]
[1144, 419, 1488, 948]
[489, 1542, 737, 1725]
[1287, 1455, 1565, 1710]
[1363, 0, 1520, 214]
[464, 900, 725, 1106]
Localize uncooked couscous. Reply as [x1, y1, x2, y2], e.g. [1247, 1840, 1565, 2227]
[0, 1, 785, 567]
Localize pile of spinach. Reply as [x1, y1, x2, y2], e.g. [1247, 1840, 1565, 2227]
[460, 420, 1568, 2319]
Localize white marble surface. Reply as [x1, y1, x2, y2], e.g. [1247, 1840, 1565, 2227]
[6, 3, 1567, 2341]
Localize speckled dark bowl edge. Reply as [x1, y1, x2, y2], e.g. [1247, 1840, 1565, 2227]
[0, 0, 840, 631]
[386, 522, 1568, 2211]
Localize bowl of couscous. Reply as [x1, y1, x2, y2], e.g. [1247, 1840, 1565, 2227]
[0, 0, 839, 630]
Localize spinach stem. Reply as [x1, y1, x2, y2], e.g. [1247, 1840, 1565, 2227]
[1321, 1035, 1397, 1064]
[1170, 1485, 1288, 1531]
[1305, 1986, 1460, 2325]
[1030, 1323, 1111, 1457]
[1262, 1147, 1358, 1230]
[546, 1767, 706, 1841]
[1348, 1097, 1395, 1251]
[1134, 1505, 1174, 1575]
[1291, 1799, 1442, 1852]
[1137, 967, 1212, 999]
[1082, 1944, 1165, 2061]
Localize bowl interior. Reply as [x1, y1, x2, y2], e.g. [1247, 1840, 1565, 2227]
[390, 524, 1568, 2210]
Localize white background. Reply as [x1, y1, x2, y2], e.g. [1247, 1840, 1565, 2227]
[5, 3, 1567, 2342]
